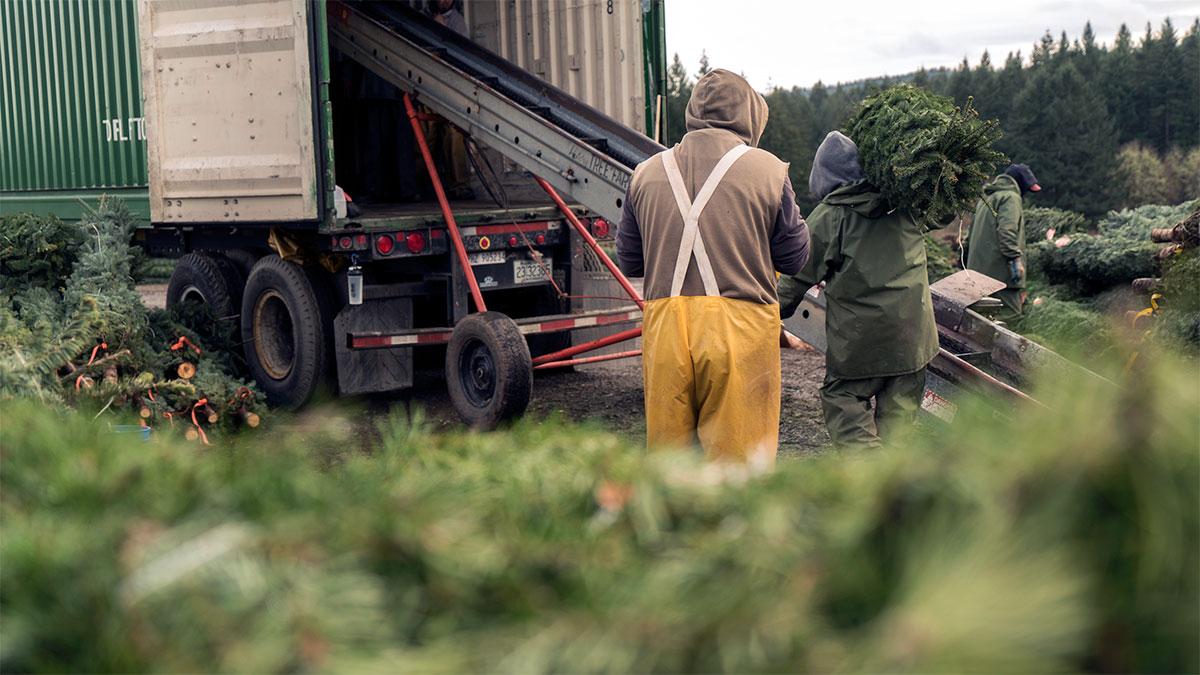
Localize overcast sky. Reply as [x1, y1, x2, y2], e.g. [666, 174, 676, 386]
[664, 0, 1200, 90]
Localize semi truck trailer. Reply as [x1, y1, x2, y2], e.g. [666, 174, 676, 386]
[2, 0, 668, 427]
[1, 0, 1104, 429]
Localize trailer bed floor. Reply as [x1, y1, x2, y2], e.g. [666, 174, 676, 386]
[326, 200, 580, 232]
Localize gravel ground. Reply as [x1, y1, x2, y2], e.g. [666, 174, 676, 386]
[383, 349, 829, 457]
[139, 283, 168, 310]
[139, 282, 830, 456]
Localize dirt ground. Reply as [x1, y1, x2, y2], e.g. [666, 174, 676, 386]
[139, 283, 830, 455]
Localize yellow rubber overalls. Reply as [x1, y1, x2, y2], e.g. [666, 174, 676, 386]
[642, 145, 781, 465]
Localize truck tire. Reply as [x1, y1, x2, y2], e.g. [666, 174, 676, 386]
[446, 312, 532, 429]
[241, 255, 329, 409]
[166, 252, 238, 320]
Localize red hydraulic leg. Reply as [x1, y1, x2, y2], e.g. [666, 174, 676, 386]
[531, 326, 643, 366]
[535, 176, 644, 310]
[534, 350, 642, 370]
[530, 176, 646, 365]
[404, 93, 486, 313]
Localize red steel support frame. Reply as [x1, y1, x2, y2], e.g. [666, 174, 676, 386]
[534, 350, 642, 370]
[531, 177, 645, 368]
[403, 93, 487, 312]
[396, 101, 642, 370]
[532, 326, 643, 366]
[535, 177, 644, 310]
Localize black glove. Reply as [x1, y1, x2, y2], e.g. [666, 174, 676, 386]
[1007, 258, 1025, 287]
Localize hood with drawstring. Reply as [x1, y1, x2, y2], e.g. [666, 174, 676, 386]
[822, 180, 890, 218]
[809, 131, 867, 202]
[625, 65, 794, 304]
[984, 173, 1022, 197]
[685, 69, 770, 147]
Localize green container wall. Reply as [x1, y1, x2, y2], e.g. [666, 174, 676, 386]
[1, 0, 149, 218]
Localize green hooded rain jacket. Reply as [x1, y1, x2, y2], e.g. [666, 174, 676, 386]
[779, 180, 940, 379]
[966, 174, 1026, 289]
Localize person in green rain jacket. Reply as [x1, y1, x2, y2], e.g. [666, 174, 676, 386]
[778, 131, 942, 447]
[966, 164, 1041, 319]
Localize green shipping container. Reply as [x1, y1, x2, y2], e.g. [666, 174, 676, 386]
[0, 0, 150, 219]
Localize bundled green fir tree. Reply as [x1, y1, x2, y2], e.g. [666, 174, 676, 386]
[843, 84, 1005, 224]
[0, 199, 261, 436]
[1026, 200, 1198, 295]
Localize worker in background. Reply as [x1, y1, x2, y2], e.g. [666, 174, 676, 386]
[778, 131, 943, 448]
[967, 163, 1041, 320]
[425, 0, 474, 200]
[618, 69, 810, 465]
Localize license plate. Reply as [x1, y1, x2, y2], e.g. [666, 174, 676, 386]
[469, 251, 506, 266]
[513, 257, 552, 284]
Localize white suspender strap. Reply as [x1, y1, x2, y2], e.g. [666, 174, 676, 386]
[661, 144, 752, 297]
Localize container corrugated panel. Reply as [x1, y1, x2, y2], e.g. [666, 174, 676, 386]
[0, 0, 148, 194]
[463, 0, 647, 135]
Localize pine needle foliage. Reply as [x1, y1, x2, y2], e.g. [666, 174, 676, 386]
[844, 84, 1006, 225]
[0, 212, 83, 295]
[1, 351, 1196, 673]
[1023, 206, 1091, 244]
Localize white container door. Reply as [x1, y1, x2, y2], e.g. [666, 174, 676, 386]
[138, 0, 319, 224]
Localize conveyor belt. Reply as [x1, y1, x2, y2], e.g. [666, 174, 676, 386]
[327, 1, 664, 223]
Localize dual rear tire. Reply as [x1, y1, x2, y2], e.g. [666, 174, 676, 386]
[240, 255, 334, 409]
[168, 253, 534, 425]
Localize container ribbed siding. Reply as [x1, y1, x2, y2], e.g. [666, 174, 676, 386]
[463, 0, 650, 135]
[0, 0, 149, 217]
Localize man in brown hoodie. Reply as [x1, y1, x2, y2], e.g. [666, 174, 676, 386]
[617, 69, 810, 464]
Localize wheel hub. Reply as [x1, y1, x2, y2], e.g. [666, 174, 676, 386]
[459, 338, 496, 407]
[179, 284, 207, 304]
[252, 289, 296, 381]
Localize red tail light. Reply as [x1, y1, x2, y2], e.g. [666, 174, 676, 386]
[508, 236, 519, 247]
[592, 218, 610, 238]
[534, 233, 546, 245]
[375, 234, 395, 255]
[406, 231, 426, 253]
[339, 236, 353, 250]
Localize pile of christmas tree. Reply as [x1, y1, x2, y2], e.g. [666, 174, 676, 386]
[844, 84, 1005, 225]
[2, 349, 1196, 673]
[1026, 200, 1198, 296]
[0, 200, 261, 440]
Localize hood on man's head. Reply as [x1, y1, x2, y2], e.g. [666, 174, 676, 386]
[685, 69, 769, 147]
[809, 131, 866, 202]
[1004, 163, 1041, 194]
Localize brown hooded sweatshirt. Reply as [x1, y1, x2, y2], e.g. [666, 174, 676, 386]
[617, 69, 809, 304]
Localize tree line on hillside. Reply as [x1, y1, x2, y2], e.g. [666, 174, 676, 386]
[664, 19, 1200, 217]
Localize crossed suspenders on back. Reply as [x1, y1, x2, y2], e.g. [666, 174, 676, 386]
[660, 144, 752, 297]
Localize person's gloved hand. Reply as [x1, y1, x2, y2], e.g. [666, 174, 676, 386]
[1007, 257, 1025, 287]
